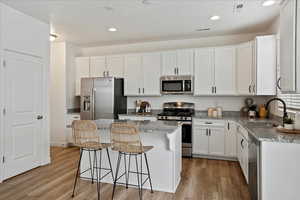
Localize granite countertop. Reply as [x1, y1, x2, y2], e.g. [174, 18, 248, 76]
[94, 119, 180, 134]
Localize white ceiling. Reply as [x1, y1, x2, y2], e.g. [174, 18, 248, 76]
[0, 0, 280, 47]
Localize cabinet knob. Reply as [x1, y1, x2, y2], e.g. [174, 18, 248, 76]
[37, 115, 43, 120]
[276, 77, 282, 90]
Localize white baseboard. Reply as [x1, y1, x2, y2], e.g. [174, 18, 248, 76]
[192, 154, 238, 161]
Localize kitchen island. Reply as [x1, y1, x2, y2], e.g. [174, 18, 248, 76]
[79, 119, 182, 193]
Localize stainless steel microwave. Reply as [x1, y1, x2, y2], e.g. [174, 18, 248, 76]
[160, 75, 194, 95]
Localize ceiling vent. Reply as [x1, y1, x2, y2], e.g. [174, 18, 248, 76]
[233, 0, 244, 14]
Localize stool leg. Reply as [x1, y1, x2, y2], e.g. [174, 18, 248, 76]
[88, 150, 94, 184]
[94, 150, 100, 200]
[127, 153, 131, 189]
[144, 153, 153, 193]
[112, 152, 121, 200]
[124, 153, 128, 189]
[72, 148, 83, 198]
[135, 155, 141, 199]
[106, 148, 114, 181]
[140, 153, 143, 200]
[99, 150, 102, 200]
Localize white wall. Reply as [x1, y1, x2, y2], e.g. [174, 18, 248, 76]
[128, 96, 269, 111]
[50, 42, 67, 146]
[80, 33, 266, 56]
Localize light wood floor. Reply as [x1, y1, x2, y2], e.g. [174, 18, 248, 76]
[0, 147, 251, 200]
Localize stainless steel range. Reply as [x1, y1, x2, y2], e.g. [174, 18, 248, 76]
[157, 102, 194, 157]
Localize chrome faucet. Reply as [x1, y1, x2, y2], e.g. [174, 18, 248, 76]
[265, 98, 288, 126]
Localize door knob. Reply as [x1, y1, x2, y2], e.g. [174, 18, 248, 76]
[37, 115, 43, 120]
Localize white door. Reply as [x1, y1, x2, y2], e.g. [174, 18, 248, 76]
[236, 42, 254, 95]
[177, 49, 193, 75]
[161, 51, 177, 75]
[4, 51, 43, 179]
[75, 57, 90, 95]
[192, 127, 209, 154]
[106, 55, 124, 78]
[90, 56, 106, 77]
[208, 128, 225, 156]
[142, 52, 161, 96]
[124, 54, 142, 96]
[194, 48, 215, 95]
[280, 0, 296, 93]
[214, 47, 236, 95]
[225, 122, 237, 157]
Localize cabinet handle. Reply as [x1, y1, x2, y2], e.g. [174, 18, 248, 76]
[206, 129, 208, 136]
[252, 84, 255, 93]
[228, 123, 230, 131]
[174, 68, 176, 75]
[249, 85, 251, 93]
[143, 88, 145, 94]
[212, 86, 214, 94]
[276, 77, 282, 90]
[138, 88, 141, 94]
[177, 67, 179, 75]
[107, 71, 109, 76]
[241, 139, 244, 149]
[103, 71, 105, 77]
[209, 129, 211, 136]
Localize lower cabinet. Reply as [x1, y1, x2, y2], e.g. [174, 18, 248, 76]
[118, 115, 157, 122]
[237, 126, 249, 183]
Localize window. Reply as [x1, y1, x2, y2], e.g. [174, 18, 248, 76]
[278, 93, 300, 110]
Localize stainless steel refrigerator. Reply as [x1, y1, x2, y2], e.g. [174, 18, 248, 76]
[80, 77, 127, 120]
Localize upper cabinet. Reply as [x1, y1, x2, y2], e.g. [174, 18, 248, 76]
[255, 35, 277, 95]
[124, 53, 161, 96]
[90, 56, 106, 77]
[214, 46, 236, 95]
[236, 42, 254, 95]
[106, 55, 124, 78]
[162, 49, 193, 76]
[75, 57, 90, 96]
[194, 46, 236, 95]
[280, 0, 297, 93]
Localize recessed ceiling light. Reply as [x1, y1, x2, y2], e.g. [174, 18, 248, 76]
[50, 34, 58, 42]
[262, 0, 275, 7]
[108, 27, 117, 32]
[210, 15, 220, 21]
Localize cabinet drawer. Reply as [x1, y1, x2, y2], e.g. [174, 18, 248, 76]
[193, 119, 225, 127]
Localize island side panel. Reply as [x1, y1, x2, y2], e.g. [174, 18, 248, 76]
[80, 127, 182, 193]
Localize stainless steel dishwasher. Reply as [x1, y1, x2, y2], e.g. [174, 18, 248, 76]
[248, 133, 261, 200]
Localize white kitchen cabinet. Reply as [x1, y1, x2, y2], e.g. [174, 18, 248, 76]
[194, 48, 215, 95]
[75, 57, 90, 96]
[65, 113, 80, 144]
[280, 0, 297, 93]
[214, 46, 236, 95]
[142, 52, 161, 96]
[192, 127, 209, 154]
[236, 42, 254, 95]
[124, 54, 143, 96]
[162, 49, 193, 76]
[209, 127, 225, 156]
[192, 119, 226, 157]
[90, 56, 106, 77]
[255, 35, 277, 95]
[106, 55, 124, 78]
[225, 121, 237, 157]
[237, 125, 249, 183]
[124, 53, 161, 96]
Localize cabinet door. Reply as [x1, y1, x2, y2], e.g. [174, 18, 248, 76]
[192, 127, 209, 154]
[90, 56, 106, 77]
[177, 49, 194, 75]
[256, 35, 277, 95]
[142, 52, 161, 96]
[236, 42, 254, 95]
[280, 0, 296, 93]
[124, 54, 142, 96]
[162, 51, 177, 75]
[75, 57, 90, 96]
[214, 47, 236, 95]
[194, 48, 215, 95]
[106, 55, 124, 78]
[208, 128, 225, 156]
[225, 122, 237, 157]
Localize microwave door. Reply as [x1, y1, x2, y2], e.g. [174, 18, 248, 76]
[93, 78, 114, 119]
[162, 80, 183, 93]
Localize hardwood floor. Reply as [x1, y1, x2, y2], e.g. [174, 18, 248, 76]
[0, 147, 251, 200]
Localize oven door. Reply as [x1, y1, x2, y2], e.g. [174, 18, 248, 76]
[161, 80, 184, 94]
[182, 122, 192, 157]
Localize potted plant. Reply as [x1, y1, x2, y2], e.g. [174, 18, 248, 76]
[284, 118, 294, 130]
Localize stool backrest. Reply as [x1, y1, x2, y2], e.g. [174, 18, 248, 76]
[72, 120, 99, 146]
[111, 122, 143, 152]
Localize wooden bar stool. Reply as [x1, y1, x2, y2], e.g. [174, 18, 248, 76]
[111, 122, 154, 200]
[71, 120, 114, 200]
